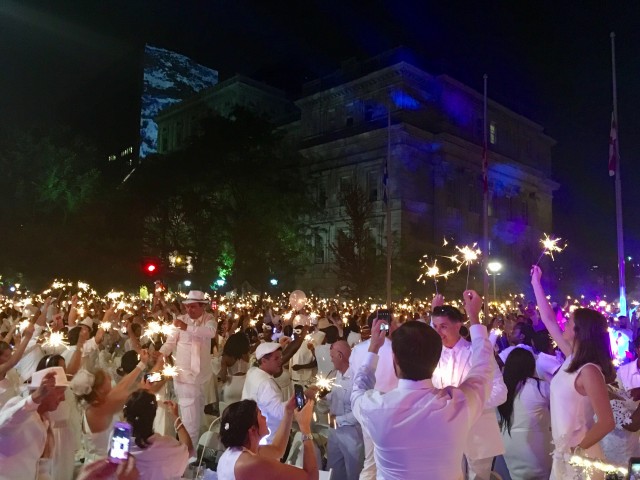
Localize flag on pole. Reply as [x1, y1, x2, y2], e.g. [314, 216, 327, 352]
[609, 112, 618, 177]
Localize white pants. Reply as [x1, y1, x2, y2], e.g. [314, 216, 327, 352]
[174, 380, 205, 448]
[328, 425, 364, 480]
[359, 428, 376, 480]
[465, 456, 494, 480]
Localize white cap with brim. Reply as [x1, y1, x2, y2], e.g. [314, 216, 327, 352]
[29, 366, 70, 389]
[182, 290, 209, 305]
[256, 342, 281, 361]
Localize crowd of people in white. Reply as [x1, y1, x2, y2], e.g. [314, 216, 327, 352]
[0, 266, 637, 479]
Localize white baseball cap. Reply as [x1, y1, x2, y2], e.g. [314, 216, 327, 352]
[256, 342, 281, 360]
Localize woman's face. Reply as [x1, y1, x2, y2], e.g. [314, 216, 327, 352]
[563, 312, 576, 346]
[257, 408, 268, 438]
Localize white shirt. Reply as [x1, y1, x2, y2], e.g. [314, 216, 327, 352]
[291, 342, 315, 383]
[61, 337, 99, 372]
[314, 344, 333, 377]
[241, 366, 285, 444]
[160, 312, 216, 384]
[351, 325, 493, 480]
[536, 352, 563, 383]
[130, 434, 190, 480]
[0, 395, 52, 480]
[432, 335, 507, 459]
[326, 367, 358, 427]
[618, 360, 640, 390]
[498, 344, 535, 363]
[350, 337, 398, 393]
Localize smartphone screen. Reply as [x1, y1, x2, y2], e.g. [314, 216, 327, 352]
[108, 422, 132, 464]
[377, 309, 391, 331]
[294, 384, 306, 410]
[629, 457, 640, 480]
[144, 372, 163, 383]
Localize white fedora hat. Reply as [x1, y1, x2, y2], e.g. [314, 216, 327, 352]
[182, 290, 209, 305]
[29, 366, 70, 389]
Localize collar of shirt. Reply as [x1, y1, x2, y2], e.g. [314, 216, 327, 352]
[397, 378, 433, 390]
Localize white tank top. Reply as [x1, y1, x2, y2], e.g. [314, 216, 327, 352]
[217, 447, 250, 480]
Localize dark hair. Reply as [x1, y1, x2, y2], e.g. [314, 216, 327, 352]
[566, 308, 614, 383]
[223, 332, 250, 359]
[130, 323, 142, 337]
[68, 326, 82, 346]
[36, 354, 65, 371]
[532, 331, 553, 354]
[391, 322, 442, 380]
[219, 400, 259, 448]
[117, 350, 140, 377]
[123, 389, 157, 449]
[513, 322, 535, 347]
[0, 341, 10, 357]
[431, 305, 465, 323]
[497, 348, 540, 435]
[321, 325, 340, 344]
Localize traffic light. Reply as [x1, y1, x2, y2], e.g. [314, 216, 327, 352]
[141, 258, 161, 276]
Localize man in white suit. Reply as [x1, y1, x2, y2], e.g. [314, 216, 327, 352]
[431, 303, 507, 480]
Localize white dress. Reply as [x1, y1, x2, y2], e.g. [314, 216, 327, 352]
[129, 433, 190, 480]
[501, 378, 552, 479]
[600, 389, 640, 465]
[82, 410, 115, 462]
[217, 446, 250, 480]
[549, 357, 605, 480]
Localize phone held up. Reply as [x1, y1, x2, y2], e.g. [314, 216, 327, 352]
[144, 372, 163, 383]
[294, 384, 306, 410]
[377, 309, 390, 331]
[629, 457, 640, 480]
[108, 422, 133, 464]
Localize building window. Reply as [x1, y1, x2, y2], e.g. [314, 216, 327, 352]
[314, 234, 324, 264]
[490, 121, 497, 145]
[339, 175, 352, 194]
[367, 171, 378, 202]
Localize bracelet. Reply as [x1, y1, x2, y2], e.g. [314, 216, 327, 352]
[300, 433, 313, 442]
[174, 417, 184, 430]
[136, 361, 146, 371]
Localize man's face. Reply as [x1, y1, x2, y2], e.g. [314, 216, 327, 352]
[510, 327, 523, 345]
[185, 302, 205, 319]
[432, 316, 462, 348]
[260, 349, 283, 375]
[40, 387, 66, 412]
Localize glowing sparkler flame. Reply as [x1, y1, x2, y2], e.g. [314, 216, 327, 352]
[539, 233, 566, 261]
[161, 365, 179, 377]
[160, 324, 176, 336]
[44, 331, 69, 349]
[314, 375, 335, 392]
[99, 322, 112, 331]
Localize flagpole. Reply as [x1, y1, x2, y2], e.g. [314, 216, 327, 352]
[482, 74, 490, 320]
[611, 32, 627, 316]
[385, 106, 392, 307]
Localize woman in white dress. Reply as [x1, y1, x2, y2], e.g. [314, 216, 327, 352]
[531, 266, 615, 479]
[124, 389, 193, 480]
[498, 348, 552, 479]
[217, 398, 318, 480]
[70, 350, 149, 461]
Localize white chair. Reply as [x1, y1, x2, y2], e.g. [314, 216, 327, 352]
[197, 417, 225, 470]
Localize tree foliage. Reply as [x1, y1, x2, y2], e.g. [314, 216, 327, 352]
[330, 183, 383, 298]
[129, 107, 310, 290]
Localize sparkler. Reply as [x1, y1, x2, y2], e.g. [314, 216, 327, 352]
[43, 331, 69, 349]
[314, 374, 335, 392]
[161, 365, 179, 377]
[445, 243, 482, 289]
[535, 233, 566, 265]
[160, 324, 176, 336]
[417, 257, 455, 294]
[99, 321, 112, 331]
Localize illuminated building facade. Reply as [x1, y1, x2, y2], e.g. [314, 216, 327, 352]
[156, 50, 558, 295]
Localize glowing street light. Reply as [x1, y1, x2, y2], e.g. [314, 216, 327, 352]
[487, 261, 503, 302]
[183, 280, 192, 287]
[270, 278, 278, 286]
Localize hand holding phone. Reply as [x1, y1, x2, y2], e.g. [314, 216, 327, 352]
[108, 422, 132, 464]
[377, 309, 390, 332]
[294, 384, 306, 410]
[144, 372, 163, 383]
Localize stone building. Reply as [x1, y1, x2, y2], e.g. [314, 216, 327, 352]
[155, 50, 558, 296]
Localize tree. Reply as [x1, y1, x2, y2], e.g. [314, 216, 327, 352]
[330, 184, 383, 298]
[130, 107, 311, 290]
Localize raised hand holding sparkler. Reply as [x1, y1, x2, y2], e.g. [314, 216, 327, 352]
[445, 243, 482, 290]
[535, 233, 566, 265]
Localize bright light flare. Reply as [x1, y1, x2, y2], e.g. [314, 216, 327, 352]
[314, 375, 335, 392]
[161, 365, 179, 377]
[99, 321, 112, 331]
[538, 233, 566, 261]
[43, 331, 69, 349]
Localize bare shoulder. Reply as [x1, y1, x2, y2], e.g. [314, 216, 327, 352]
[235, 451, 304, 480]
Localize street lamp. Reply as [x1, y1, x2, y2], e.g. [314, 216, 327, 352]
[183, 280, 192, 288]
[487, 261, 503, 303]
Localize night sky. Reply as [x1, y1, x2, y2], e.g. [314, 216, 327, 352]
[2, 0, 640, 284]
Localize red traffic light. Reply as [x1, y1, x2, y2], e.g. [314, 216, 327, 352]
[142, 258, 161, 275]
[146, 264, 157, 273]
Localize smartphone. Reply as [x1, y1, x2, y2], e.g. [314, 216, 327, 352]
[144, 372, 163, 383]
[377, 309, 391, 331]
[294, 384, 306, 410]
[630, 457, 640, 480]
[108, 422, 132, 464]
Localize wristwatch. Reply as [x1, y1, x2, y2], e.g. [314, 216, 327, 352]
[301, 433, 314, 442]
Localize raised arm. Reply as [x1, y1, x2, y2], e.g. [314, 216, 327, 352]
[68, 296, 79, 327]
[258, 396, 296, 460]
[102, 350, 148, 415]
[0, 322, 35, 379]
[530, 266, 572, 356]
